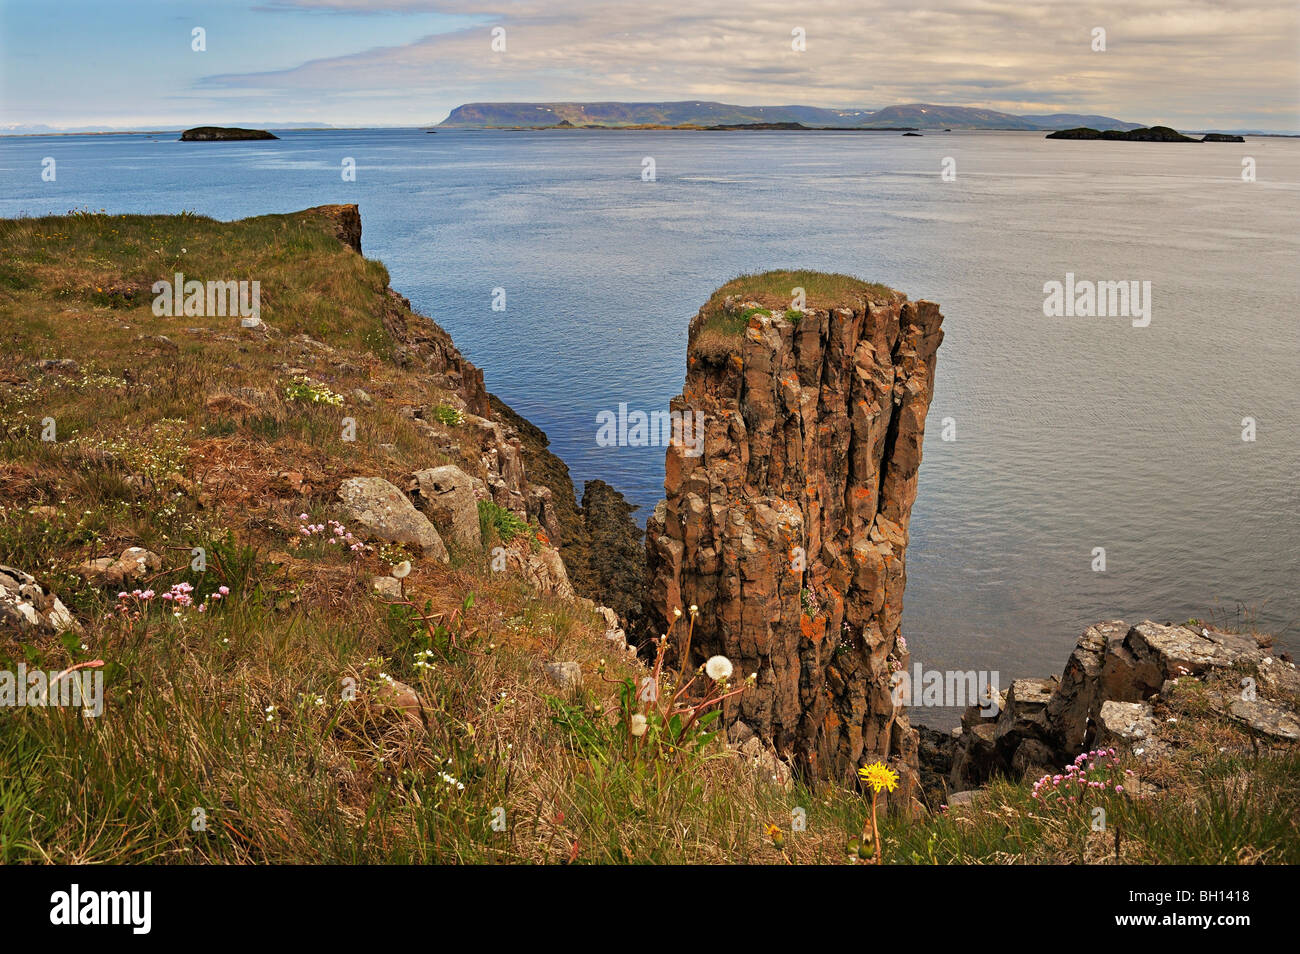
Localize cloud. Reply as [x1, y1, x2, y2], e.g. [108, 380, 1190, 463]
[135, 0, 1300, 128]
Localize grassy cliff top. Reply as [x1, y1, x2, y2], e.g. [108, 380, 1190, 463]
[1, 206, 386, 354]
[0, 207, 849, 863]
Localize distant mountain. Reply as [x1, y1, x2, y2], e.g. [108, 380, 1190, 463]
[1018, 113, 1146, 131]
[437, 101, 1144, 130]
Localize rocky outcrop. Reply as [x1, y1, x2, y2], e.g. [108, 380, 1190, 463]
[382, 288, 488, 417]
[336, 476, 449, 561]
[0, 566, 80, 636]
[645, 280, 944, 792]
[305, 204, 362, 253]
[409, 465, 481, 549]
[947, 619, 1297, 788]
[578, 480, 646, 630]
[75, 546, 163, 589]
[506, 540, 575, 599]
[319, 211, 643, 623]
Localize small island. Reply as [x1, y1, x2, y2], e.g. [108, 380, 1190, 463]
[179, 126, 278, 142]
[1046, 125, 1244, 143]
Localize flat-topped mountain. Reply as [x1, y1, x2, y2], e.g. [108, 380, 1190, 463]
[437, 101, 1142, 131]
[179, 126, 278, 141]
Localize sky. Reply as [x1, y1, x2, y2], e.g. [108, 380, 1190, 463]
[2, 0, 1297, 132]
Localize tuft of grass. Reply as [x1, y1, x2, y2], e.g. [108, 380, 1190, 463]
[477, 499, 531, 544]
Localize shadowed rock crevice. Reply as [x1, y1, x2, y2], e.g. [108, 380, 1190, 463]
[645, 276, 943, 797]
[488, 395, 646, 625]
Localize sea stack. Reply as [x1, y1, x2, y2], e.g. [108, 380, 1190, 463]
[645, 273, 943, 803]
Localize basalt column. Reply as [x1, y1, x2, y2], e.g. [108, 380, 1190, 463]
[645, 283, 943, 793]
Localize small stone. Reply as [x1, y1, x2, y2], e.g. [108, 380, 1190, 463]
[372, 677, 424, 716]
[37, 358, 79, 374]
[371, 576, 402, 599]
[543, 661, 583, 693]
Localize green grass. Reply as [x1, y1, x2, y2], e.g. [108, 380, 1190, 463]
[477, 499, 531, 544]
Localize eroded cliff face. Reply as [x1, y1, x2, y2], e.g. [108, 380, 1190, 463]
[645, 284, 943, 793]
[362, 214, 641, 607]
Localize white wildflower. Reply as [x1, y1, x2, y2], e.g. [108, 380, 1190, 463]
[705, 655, 734, 682]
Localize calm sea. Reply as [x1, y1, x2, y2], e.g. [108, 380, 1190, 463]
[3, 127, 1297, 724]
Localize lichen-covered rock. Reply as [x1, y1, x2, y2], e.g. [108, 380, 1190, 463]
[946, 618, 1295, 788]
[543, 661, 583, 693]
[596, 605, 629, 650]
[1045, 620, 1125, 750]
[371, 576, 402, 599]
[1095, 700, 1170, 761]
[1222, 696, 1300, 741]
[508, 543, 574, 599]
[0, 565, 80, 636]
[337, 476, 449, 561]
[409, 464, 481, 549]
[645, 285, 943, 786]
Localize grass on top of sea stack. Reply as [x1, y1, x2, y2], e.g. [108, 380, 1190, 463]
[692, 270, 904, 360]
[707, 269, 903, 314]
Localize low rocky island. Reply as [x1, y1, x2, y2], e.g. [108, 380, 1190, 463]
[179, 126, 278, 141]
[1047, 125, 1244, 143]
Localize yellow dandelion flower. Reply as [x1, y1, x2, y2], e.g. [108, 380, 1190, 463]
[857, 762, 899, 794]
[764, 823, 785, 849]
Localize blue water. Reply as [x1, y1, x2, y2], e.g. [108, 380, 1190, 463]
[3, 127, 1297, 724]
